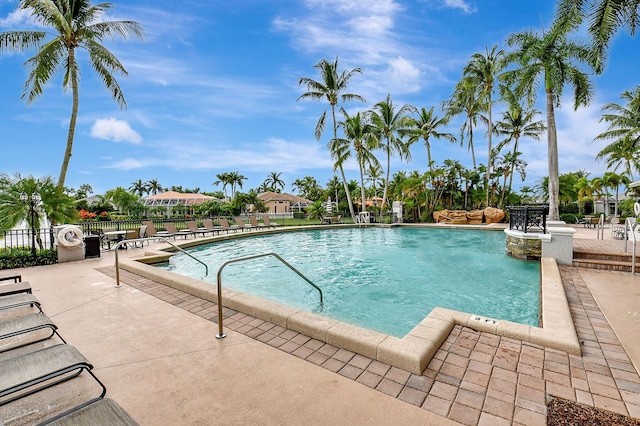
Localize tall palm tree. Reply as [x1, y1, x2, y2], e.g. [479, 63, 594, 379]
[297, 57, 366, 221]
[493, 89, 546, 202]
[0, 0, 144, 192]
[401, 107, 456, 174]
[365, 163, 384, 202]
[264, 172, 285, 193]
[370, 94, 415, 220]
[334, 112, 380, 215]
[462, 45, 506, 207]
[227, 171, 247, 199]
[443, 78, 487, 169]
[146, 179, 163, 195]
[556, 0, 639, 71]
[594, 86, 640, 176]
[574, 176, 593, 215]
[504, 12, 595, 220]
[129, 179, 148, 197]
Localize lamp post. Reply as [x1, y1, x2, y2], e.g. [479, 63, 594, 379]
[20, 191, 41, 257]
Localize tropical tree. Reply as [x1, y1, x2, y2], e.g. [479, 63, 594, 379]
[365, 163, 384, 202]
[292, 176, 322, 200]
[129, 179, 148, 197]
[334, 111, 380, 215]
[493, 88, 546, 202]
[461, 45, 506, 207]
[297, 57, 366, 221]
[213, 172, 231, 198]
[594, 86, 640, 179]
[76, 183, 93, 199]
[0, 174, 76, 232]
[228, 172, 247, 199]
[444, 78, 487, 169]
[104, 187, 139, 214]
[0, 0, 144, 192]
[401, 107, 456, 174]
[556, 0, 640, 71]
[504, 12, 596, 220]
[264, 172, 285, 193]
[146, 179, 163, 195]
[370, 94, 415, 220]
[574, 176, 593, 214]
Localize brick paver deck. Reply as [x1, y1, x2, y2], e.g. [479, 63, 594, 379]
[98, 263, 640, 425]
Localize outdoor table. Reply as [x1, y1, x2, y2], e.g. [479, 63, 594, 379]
[103, 230, 127, 249]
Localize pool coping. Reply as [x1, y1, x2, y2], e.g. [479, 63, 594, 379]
[118, 225, 580, 374]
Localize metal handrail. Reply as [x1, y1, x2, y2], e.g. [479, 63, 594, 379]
[215, 252, 323, 339]
[623, 218, 638, 274]
[596, 214, 604, 240]
[114, 237, 208, 287]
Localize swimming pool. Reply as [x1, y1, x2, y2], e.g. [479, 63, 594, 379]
[159, 227, 540, 337]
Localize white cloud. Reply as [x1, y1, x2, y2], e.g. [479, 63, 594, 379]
[0, 8, 32, 27]
[442, 0, 476, 14]
[90, 118, 143, 144]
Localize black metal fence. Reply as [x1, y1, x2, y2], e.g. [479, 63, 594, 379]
[508, 205, 549, 233]
[0, 228, 56, 250]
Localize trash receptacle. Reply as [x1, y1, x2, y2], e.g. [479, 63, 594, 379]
[84, 235, 101, 259]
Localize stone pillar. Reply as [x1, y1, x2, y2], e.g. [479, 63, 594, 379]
[541, 227, 577, 265]
[504, 229, 542, 261]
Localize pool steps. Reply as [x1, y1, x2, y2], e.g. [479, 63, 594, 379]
[120, 249, 580, 375]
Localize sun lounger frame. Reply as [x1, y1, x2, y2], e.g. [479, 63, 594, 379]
[0, 281, 32, 297]
[0, 312, 66, 353]
[0, 293, 42, 313]
[0, 344, 106, 406]
[38, 397, 139, 426]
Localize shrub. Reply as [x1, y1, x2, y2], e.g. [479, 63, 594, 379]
[0, 248, 57, 269]
[78, 209, 97, 220]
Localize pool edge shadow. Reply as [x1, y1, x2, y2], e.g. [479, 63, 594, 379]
[118, 254, 580, 375]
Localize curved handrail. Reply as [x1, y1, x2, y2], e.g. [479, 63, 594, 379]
[623, 218, 638, 274]
[114, 237, 208, 287]
[596, 214, 605, 240]
[215, 252, 323, 339]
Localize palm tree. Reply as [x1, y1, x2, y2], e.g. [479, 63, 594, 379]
[365, 163, 384, 203]
[574, 177, 593, 215]
[370, 94, 415, 220]
[594, 86, 640, 177]
[401, 107, 456, 174]
[602, 171, 630, 217]
[334, 112, 380, 215]
[597, 139, 640, 182]
[146, 179, 163, 195]
[556, 0, 640, 71]
[0, 0, 144, 192]
[493, 89, 546, 202]
[462, 45, 506, 207]
[264, 172, 285, 193]
[228, 171, 247, 199]
[297, 57, 366, 221]
[213, 172, 231, 198]
[443, 78, 487, 169]
[504, 12, 595, 220]
[129, 179, 148, 197]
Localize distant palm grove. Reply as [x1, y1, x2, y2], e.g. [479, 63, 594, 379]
[1, 0, 639, 228]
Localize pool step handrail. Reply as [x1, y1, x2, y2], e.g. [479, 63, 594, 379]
[114, 237, 209, 286]
[623, 217, 637, 274]
[215, 252, 323, 339]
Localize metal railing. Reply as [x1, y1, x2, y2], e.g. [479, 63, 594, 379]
[0, 228, 55, 250]
[508, 205, 548, 233]
[214, 252, 323, 339]
[113, 237, 208, 286]
[623, 217, 638, 274]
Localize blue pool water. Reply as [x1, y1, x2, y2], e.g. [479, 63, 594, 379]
[159, 227, 540, 337]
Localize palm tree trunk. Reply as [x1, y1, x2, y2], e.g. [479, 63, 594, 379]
[469, 121, 476, 169]
[546, 90, 560, 221]
[331, 105, 355, 221]
[507, 138, 520, 206]
[359, 164, 366, 218]
[57, 48, 78, 193]
[486, 97, 493, 207]
[380, 145, 391, 222]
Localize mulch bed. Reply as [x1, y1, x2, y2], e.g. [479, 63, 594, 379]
[547, 398, 640, 425]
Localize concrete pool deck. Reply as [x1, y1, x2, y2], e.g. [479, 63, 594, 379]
[2, 223, 640, 425]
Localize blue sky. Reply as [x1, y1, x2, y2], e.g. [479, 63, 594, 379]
[1, 0, 638, 196]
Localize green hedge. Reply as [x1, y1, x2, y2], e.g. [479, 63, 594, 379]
[0, 248, 58, 270]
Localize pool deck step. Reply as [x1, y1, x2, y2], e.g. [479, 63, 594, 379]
[573, 249, 639, 272]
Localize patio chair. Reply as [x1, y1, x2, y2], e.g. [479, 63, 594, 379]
[138, 225, 149, 247]
[185, 221, 210, 237]
[0, 344, 106, 406]
[124, 229, 139, 249]
[142, 221, 176, 240]
[0, 273, 22, 283]
[0, 293, 42, 313]
[249, 215, 268, 229]
[40, 397, 139, 426]
[0, 281, 32, 297]
[165, 222, 194, 239]
[0, 312, 66, 353]
[201, 219, 223, 235]
[101, 227, 119, 249]
[219, 218, 240, 233]
[234, 217, 254, 232]
[261, 214, 282, 228]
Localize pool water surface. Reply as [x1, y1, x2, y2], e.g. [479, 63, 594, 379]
[159, 227, 540, 337]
